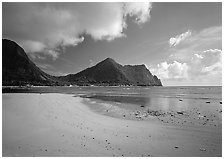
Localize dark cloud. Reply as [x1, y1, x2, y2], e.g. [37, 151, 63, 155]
[3, 2, 152, 60]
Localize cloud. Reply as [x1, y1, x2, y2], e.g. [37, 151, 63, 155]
[167, 26, 221, 62]
[45, 50, 60, 61]
[160, 26, 221, 85]
[89, 59, 95, 67]
[151, 48, 222, 85]
[194, 53, 203, 59]
[169, 30, 192, 47]
[36, 63, 68, 76]
[37, 63, 55, 70]
[26, 47, 60, 61]
[123, 2, 152, 24]
[192, 49, 222, 75]
[21, 40, 61, 60]
[203, 48, 221, 53]
[152, 61, 188, 79]
[21, 40, 46, 53]
[3, 2, 152, 60]
[183, 26, 221, 50]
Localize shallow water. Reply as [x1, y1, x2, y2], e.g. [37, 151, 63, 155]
[77, 86, 222, 128]
[3, 86, 222, 111]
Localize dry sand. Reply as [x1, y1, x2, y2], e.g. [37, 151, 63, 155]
[2, 93, 222, 157]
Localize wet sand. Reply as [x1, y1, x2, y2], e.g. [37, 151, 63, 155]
[2, 93, 222, 157]
[82, 94, 222, 128]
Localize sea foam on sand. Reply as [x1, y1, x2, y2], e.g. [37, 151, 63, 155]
[2, 93, 221, 157]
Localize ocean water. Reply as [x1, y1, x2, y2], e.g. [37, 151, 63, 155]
[3, 86, 222, 127]
[79, 86, 222, 110]
[4, 86, 221, 106]
[70, 86, 221, 127]
[4, 86, 221, 110]
[4, 86, 221, 98]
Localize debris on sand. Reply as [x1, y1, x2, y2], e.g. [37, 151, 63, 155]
[177, 111, 184, 115]
[147, 110, 163, 116]
[133, 109, 167, 120]
[200, 148, 206, 151]
[198, 115, 204, 119]
[135, 111, 141, 115]
[174, 146, 179, 149]
[136, 115, 143, 120]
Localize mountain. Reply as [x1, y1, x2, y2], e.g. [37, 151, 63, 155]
[2, 39, 60, 86]
[2, 39, 162, 86]
[61, 58, 162, 86]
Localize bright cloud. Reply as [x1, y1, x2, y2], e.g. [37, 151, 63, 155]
[151, 48, 222, 86]
[193, 49, 222, 74]
[203, 49, 222, 53]
[156, 26, 221, 84]
[169, 30, 192, 47]
[2, 2, 152, 60]
[167, 26, 221, 63]
[153, 61, 188, 79]
[194, 53, 203, 59]
[123, 2, 152, 24]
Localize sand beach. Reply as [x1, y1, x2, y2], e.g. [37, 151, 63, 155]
[2, 93, 222, 157]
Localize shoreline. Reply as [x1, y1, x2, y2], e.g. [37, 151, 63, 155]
[82, 94, 222, 128]
[2, 93, 222, 157]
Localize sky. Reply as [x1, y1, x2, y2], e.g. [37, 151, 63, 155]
[2, 2, 222, 86]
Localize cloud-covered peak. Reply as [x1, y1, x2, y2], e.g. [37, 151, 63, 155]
[3, 2, 152, 60]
